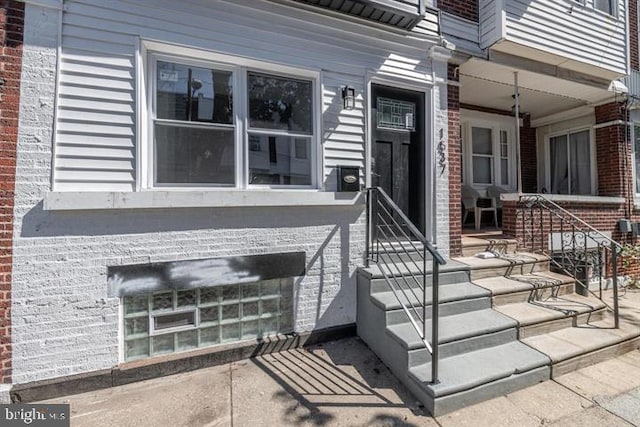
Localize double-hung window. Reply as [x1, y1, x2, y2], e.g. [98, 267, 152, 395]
[634, 125, 640, 198]
[548, 129, 593, 195]
[465, 124, 512, 188]
[150, 53, 316, 189]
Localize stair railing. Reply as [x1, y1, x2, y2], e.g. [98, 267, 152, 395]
[518, 194, 620, 328]
[366, 187, 447, 384]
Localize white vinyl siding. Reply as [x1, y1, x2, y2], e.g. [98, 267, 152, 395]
[52, 0, 436, 192]
[479, 0, 626, 75]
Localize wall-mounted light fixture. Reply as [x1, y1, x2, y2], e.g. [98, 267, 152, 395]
[342, 86, 355, 110]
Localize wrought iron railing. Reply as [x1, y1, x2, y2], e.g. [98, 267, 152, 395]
[518, 194, 620, 328]
[366, 187, 446, 384]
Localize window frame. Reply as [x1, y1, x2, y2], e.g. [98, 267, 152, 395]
[592, 0, 616, 17]
[144, 47, 320, 191]
[632, 123, 640, 200]
[544, 127, 596, 196]
[462, 119, 515, 190]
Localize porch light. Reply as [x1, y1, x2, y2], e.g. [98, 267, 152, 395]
[608, 80, 628, 95]
[342, 86, 356, 110]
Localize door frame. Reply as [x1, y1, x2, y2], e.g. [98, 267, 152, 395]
[365, 73, 435, 240]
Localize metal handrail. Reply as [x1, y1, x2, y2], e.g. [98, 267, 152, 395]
[518, 194, 620, 328]
[366, 187, 446, 384]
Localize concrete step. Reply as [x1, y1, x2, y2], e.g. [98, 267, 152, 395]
[386, 309, 517, 356]
[408, 341, 550, 415]
[472, 271, 576, 306]
[461, 236, 518, 257]
[359, 259, 469, 290]
[522, 316, 640, 377]
[453, 252, 550, 281]
[370, 281, 490, 311]
[494, 294, 607, 338]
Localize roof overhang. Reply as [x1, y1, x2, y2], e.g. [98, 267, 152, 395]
[292, 0, 425, 30]
[459, 57, 622, 126]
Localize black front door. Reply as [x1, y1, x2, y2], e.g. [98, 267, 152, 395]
[371, 85, 425, 233]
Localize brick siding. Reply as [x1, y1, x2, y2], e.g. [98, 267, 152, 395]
[0, 0, 23, 384]
[448, 64, 462, 256]
[631, 0, 639, 71]
[595, 102, 627, 197]
[437, 0, 478, 22]
[520, 116, 537, 193]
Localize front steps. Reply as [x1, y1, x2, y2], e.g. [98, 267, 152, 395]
[356, 237, 640, 416]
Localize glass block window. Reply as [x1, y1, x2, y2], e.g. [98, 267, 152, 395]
[122, 279, 294, 361]
[376, 97, 415, 131]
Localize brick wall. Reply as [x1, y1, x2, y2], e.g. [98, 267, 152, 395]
[595, 102, 626, 197]
[631, 0, 639, 71]
[520, 115, 537, 193]
[437, 0, 478, 22]
[448, 64, 462, 256]
[0, 0, 23, 385]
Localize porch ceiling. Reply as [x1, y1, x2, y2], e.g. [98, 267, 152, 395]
[458, 58, 618, 122]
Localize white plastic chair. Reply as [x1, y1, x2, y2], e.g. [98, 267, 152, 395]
[462, 184, 498, 230]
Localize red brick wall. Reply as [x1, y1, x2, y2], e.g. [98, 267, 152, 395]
[595, 102, 626, 197]
[438, 0, 478, 22]
[520, 115, 537, 193]
[0, 0, 23, 384]
[631, 0, 639, 71]
[448, 64, 462, 256]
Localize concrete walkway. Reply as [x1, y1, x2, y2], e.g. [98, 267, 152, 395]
[40, 336, 640, 427]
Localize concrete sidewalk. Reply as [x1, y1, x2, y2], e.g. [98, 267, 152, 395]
[40, 336, 640, 427]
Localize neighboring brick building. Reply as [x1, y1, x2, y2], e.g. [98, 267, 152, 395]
[0, 0, 24, 389]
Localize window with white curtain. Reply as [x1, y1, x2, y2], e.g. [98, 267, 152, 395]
[466, 124, 512, 188]
[548, 129, 592, 195]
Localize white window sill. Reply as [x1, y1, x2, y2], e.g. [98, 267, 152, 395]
[43, 190, 364, 211]
[501, 193, 625, 205]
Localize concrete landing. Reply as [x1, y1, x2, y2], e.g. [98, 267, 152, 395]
[37, 337, 640, 427]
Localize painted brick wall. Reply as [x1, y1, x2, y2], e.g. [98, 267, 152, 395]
[10, 3, 452, 386]
[433, 56, 451, 256]
[0, 0, 24, 385]
[437, 0, 478, 22]
[447, 64, 461, 256]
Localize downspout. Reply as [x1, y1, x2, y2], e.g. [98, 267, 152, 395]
[430, 65, 438, 244]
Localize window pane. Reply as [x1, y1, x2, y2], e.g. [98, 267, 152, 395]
[472, 127, 493, 155]
[501, 159, 509, 186]
[500, 130, 508, 158]
[550, 135, 569, 194]
[635, 126, 640, 194]
[154, 311, 195, 330]
[248, 134, 312, 185]
[248, 72, 312, 133]
[594, 0, 614, 14]
[155, 125, 235, 185]
[472, 157, 492, 184]
[569, 130, 591, 195]
[156, 61, 232, 124]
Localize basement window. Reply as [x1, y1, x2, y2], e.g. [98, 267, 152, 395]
[122, 279, 294, 361]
